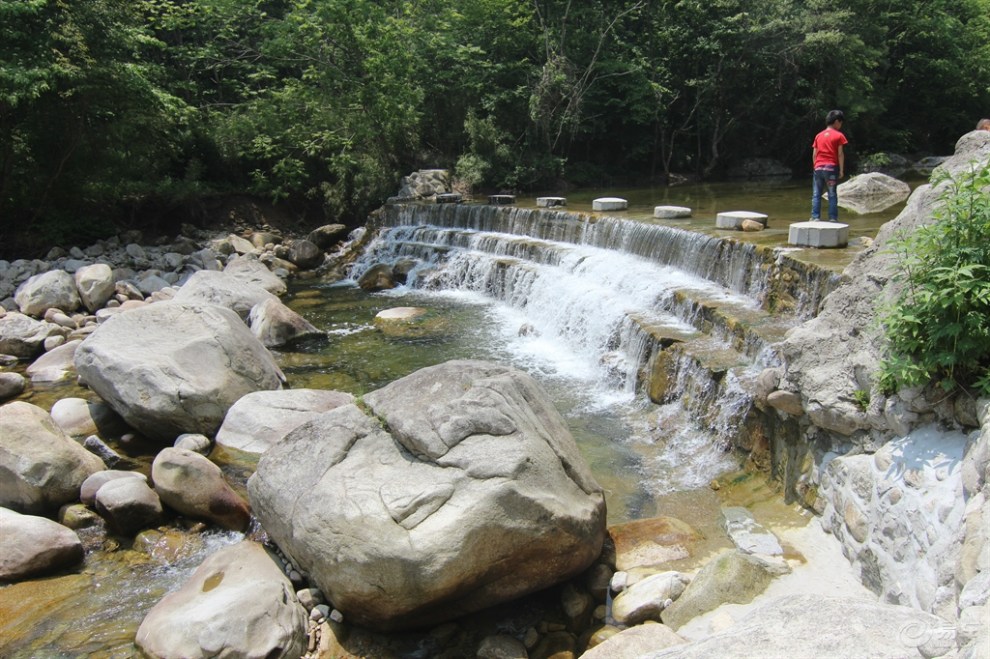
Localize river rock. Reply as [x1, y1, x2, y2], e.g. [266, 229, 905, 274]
[286, 239, 323, 270]
[611, 571, 692, 626]
[50, 397, 127, 438]
[248, 297, 323, 348]
[224, 255, 287, 296]
[174, 433, 212, 455]
[74, 301, 284, 441]
[0, 312, 65, 359]
[581, 622, 685, 659]
[608, 516, 701, 571]
[836, 172, 911, 214]
[74, 263, 115, 312]
[25, 338, 81, 383]
[14, 270, 80, 317]
[0, 371, 26, 401]
[171, 270, 279, 320]
[135, 540, 308, 659]
[477, 634, 528, 658]
[642, 594, 957, 659]
[0, 401, 105, 514]
[152, 447, 251, 531]
[357, 263, 396, 291]
[720, 507, 783, 555]
[216, 388, 354, 454]
[95, 476, 164, 535]
[248, 360, 606, 630]
[307, 223, 348, 249]
[661, 550, 789, 630]
[80, 470, 148, 506]
[0, 507, 84, 580]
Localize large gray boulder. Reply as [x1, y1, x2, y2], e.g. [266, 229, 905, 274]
[778, 129, 990, 442]
[0, 401, 105, 514]
[248, 298, 324, 348]
[248, 360, 606, 630]
[223, 256, 287, 296]
[0, 507, 84, 580]
[14, 270, 80, 316]
[0, 312, 65, 359]
[216, 388, 354, 454]
[74, 302, 284, 441]
[171, 270, 278, 320]
[644, 594, 957, 659]
[135, 540, 308, 659]
[836, 172, 911, 214]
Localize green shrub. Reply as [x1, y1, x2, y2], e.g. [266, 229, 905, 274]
[879, 162, 990, 396]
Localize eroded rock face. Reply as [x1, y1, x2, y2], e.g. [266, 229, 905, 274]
[248, 360, 606, 630]
[135, 540, 307, 659]
[74, 302, 284, 441]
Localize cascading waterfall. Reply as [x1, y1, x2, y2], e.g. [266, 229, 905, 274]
[347, 203, 830, 491]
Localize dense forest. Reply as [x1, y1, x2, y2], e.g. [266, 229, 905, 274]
[2, 0, 988, 253]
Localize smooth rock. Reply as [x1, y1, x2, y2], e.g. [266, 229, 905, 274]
[248, 297, 323, 348]
[80, 470, 148, 507]
[0, 371, 26, 401]
[224, 256, 287, 296]
[50, 397, 126, 438]
[581, 622, 685, 659]
[287, 239, 323, 270]
[152, 447, 251, 531]
[307, 224, 348, 249]
[25, 339, 81, 383]
[172, 270, 279, 320]
[766, 389, 803, 416]
[15, 270, 80, 316]
[357, 263, 396, 291]
[94, 476, 164, 535]
[477, 634, 528, 659]
[74, 264, 115, 312]
[216, 388, 354, 454]
[612, 571, 691, 626]
[0, 507, 84, 580]
[74, 301, 284, 441]
[174, 433, 212, 455]
[0, 312, 65, 359]
[135, 540, 307, 659]
[0, 401, 105, 514]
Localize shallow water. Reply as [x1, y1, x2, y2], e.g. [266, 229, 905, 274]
[0, 178, 915, 657]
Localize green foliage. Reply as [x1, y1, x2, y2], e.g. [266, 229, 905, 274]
[853, 389, 870, 411]
[879, 162, 990, 396]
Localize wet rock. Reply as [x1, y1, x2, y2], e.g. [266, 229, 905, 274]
[224, 255, 287, 296]
[248, 297, 324, 348]
[74, 301, 284, 441]
[477, 634, 528, 659]
[216, 388, 354, 455]
[0, 401, 105, 514]
[249, 360, 606, 630]
[49, 397, 127, 439]
[95, 476, 164, 535]
[0, 507, 84, 580]
[287, 239, 323, 270]
[15, 270, 80, 317]
[136, 540, 307, 659]
[357, 263, 396, 291]
[74, 264, 115, 312]
[0, 312, 65, 359]
[720, 507, 783, 555]
[607, 516, 700, 572]
[25, 339, 81, 383]
[660, 550, 789, 630]
[612, 571, 691, 626]
[59, 502, 102, 529]
[307, 224, 348, 249]
[152, 447, 251, 531]
[766, 389, 803, 416]
[0, 371, 26, 401]
[171, 270, 278, 320]
[582, 622, 685, 659]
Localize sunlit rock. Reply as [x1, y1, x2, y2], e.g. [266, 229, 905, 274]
[14, 270, 80, 317]
[0, 507, 84, 581]
[152, 447, 251, 532]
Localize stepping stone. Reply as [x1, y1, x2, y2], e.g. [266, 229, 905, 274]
[593, 197, 628, 211]
[721, 507, 783, 556]
[435, 193, 462, 204]
[536, 196, 567, 208]
[488, 194, 516, 205]
[788, 220, 849, 248]
[654, 205, 692, 219]
[716, 210, 768, 229]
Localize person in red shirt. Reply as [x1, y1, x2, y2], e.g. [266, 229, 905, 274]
[811, 110, 848, 222]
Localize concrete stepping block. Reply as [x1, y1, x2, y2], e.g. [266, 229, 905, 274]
[488, 194, 516, 205]
[788, 220, 849, 248]
[593, 197, 628, 211]
[536, 196, 567, 208]
[435, 193, 462, 204]
[654, 205, 692, 219]
[716, 210, 768, 229]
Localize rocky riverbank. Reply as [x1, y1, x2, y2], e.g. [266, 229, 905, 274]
[1, 141, 989, 658]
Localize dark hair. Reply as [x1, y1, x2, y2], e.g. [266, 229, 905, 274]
[826, 110, 845, 125]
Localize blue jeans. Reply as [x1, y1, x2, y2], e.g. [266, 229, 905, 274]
[812, 167, 839, 221]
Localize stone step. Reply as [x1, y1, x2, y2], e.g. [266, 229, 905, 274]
[788, 220, 849, 248]
[435, 193, 463, 204]
[716, 211, 768, 230]
[654, 205, 692, 219]
[593, 197, 628, 211]
[488, 194, 516, 205]
[536, 196, 567, 208]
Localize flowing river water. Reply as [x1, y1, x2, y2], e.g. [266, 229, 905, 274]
[0, 178, 917, 657]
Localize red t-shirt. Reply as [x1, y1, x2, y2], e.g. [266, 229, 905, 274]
[812, 127, 848, 169]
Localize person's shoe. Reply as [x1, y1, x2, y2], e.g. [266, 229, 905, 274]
[810, 217, 820, 222]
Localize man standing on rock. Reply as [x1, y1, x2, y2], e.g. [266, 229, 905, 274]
[811, 110, 848, 222]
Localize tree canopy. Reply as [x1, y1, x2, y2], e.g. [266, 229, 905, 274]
[2, 0, 988, 251]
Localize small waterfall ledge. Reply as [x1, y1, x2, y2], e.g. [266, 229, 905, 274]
[345, 202, 841, 477]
